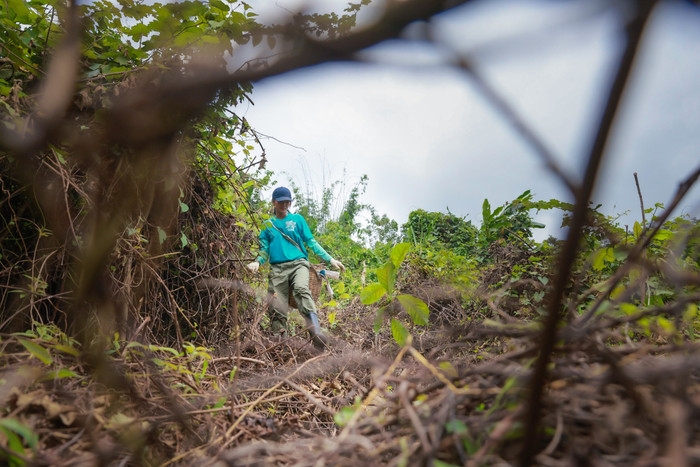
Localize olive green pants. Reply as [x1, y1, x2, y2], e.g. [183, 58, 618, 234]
[267, 258, 317, 333]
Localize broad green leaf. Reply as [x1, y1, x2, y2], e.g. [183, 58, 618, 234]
[157, 226, 167, 245]
[592, 248, 606, 271]
[19, 338, 52, 365]
[373, 306, 386, 333]
[652, 229, 672, 242]
[210, 0, 229, 11]
[482, 198, 491, 221]
[376, 262, 395, 296]
[390, 242, 410, 268]
[6, 0, 31, 19]
[610, 285, 626, 300]
[633, 221, 642, 240]
[613, 247, 628, 261]
[0, 418, 38, 449]
[179, 201, 189, 213]
[390, 318, 409, 347]
[657, 316, 675, 335]
[397, 294, 429, 326]
[592, 247, 614, 271]
[360, 283, 386, 305]
[0, 426, 26, 460]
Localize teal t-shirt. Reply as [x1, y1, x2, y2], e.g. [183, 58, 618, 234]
[256, 213, 332, 265]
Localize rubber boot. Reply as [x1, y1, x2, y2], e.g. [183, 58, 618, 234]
[305, 312, 328, 349]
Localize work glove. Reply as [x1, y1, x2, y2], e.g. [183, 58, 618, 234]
[246, 261, 260, 273]
[330, 258, 346, 273]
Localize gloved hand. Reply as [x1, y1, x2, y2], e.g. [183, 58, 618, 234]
[330, 258, 346, 273]
[246, 261, 260, 273]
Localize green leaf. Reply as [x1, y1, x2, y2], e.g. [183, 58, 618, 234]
[633, 221, 643, 239]
[6, 0, 31, 19]
[652, 229, 672, 243]
[180, 232, 188, 248]
[445, 419, 468, 435]
[373, 306, 386, 333]
[0, 426, 26, 461]
[157, 226, 167, 245]
[19, 338, 52, 365]
[433, 461, 461, 467]
[334, 406, 356, 427]
[482, 198, 491, 222]
[657, 316, 675, 335]
[438, 361, 458, 378]
[0, 418, 38, 449]
[390, 318, 409, 347]
[179, 201, 189, 213]
[210, 397, 227, 409]
[620, 303, 637, 315]
[210, 0, 229, 11]
[52, 343, 80, 356]
[360, 283, 386, 305]
[397, 294, 429, 326]
[41, 369, 79, 380]
[376, 261, 395, 296]
[592, 247, 614, 271]
[390, 242, 410, 268]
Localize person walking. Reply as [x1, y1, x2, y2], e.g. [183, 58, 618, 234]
[246, 186, 346, 348]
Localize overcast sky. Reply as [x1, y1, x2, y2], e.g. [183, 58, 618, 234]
[238, 0, 700, 240]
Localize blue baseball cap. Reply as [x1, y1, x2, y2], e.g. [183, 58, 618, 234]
[272, 186, 292, 202]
